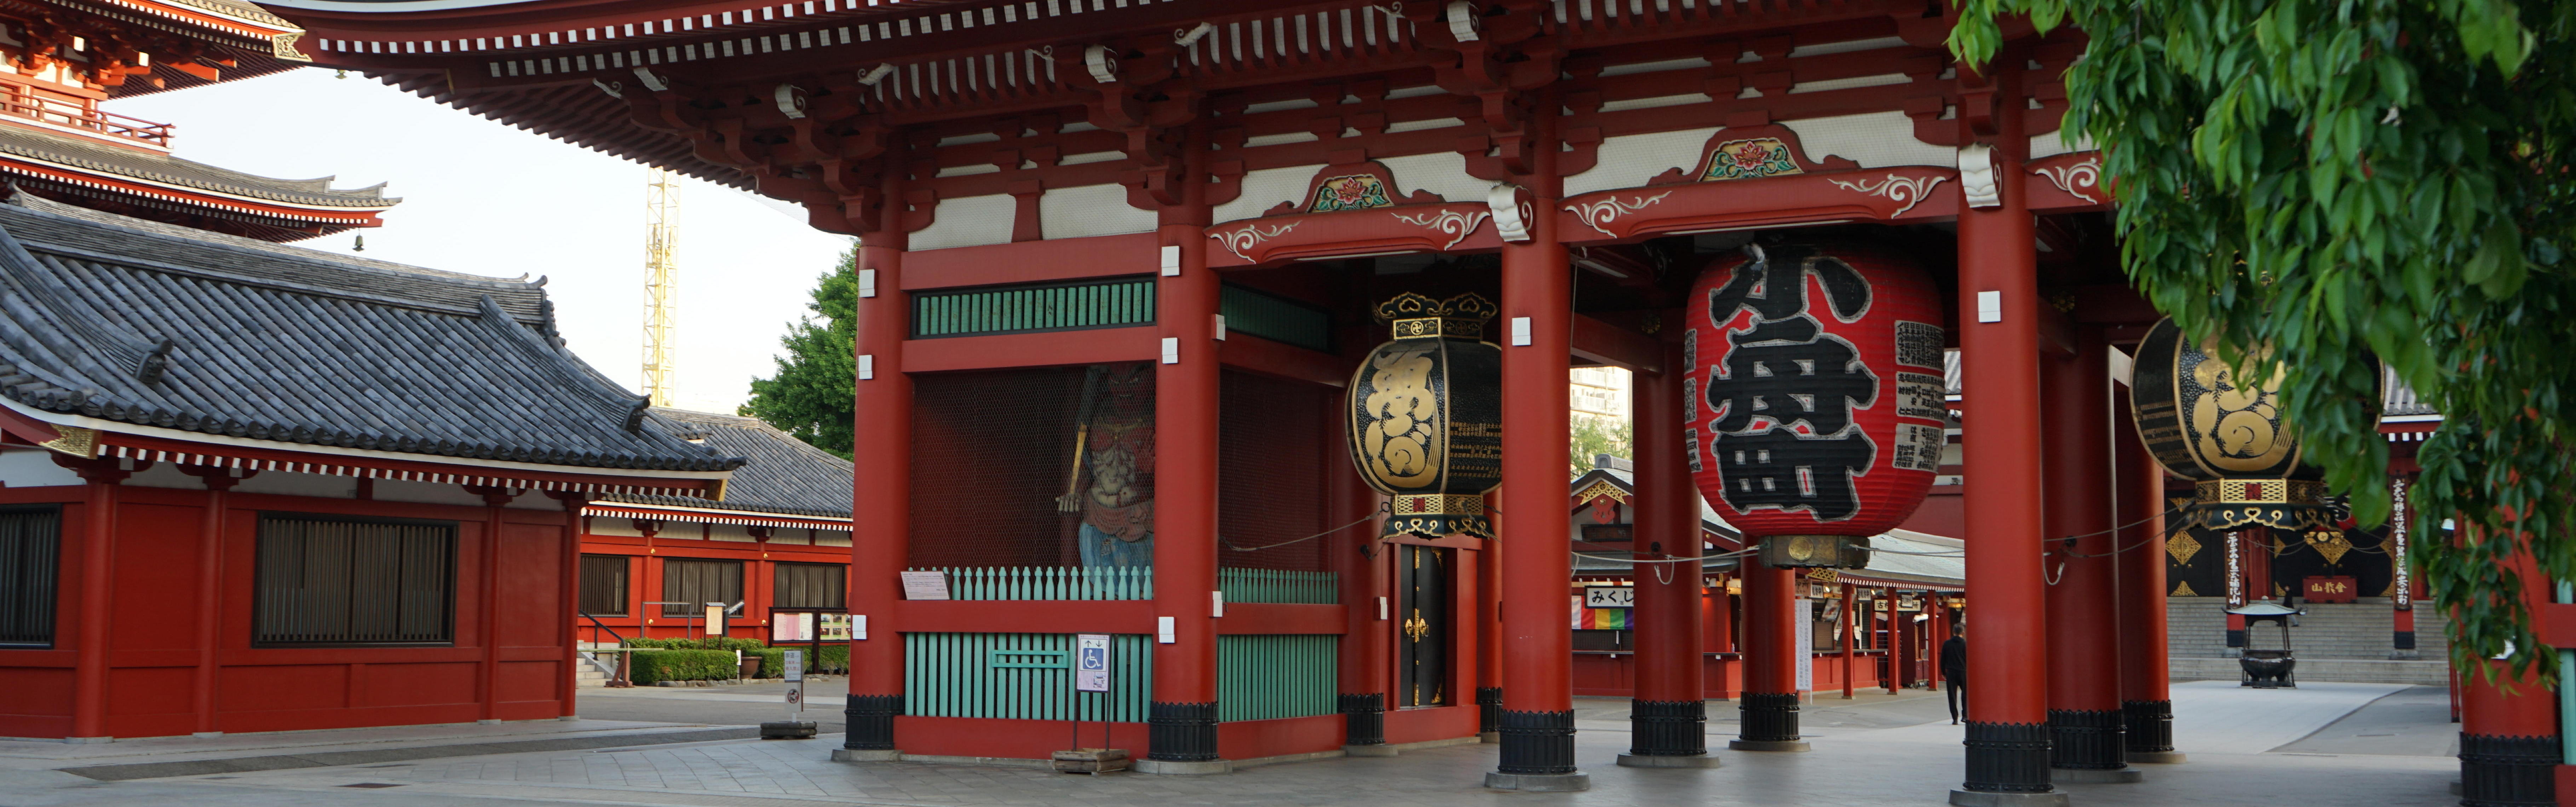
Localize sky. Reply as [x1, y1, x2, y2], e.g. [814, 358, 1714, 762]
[107, 67, 856, 415]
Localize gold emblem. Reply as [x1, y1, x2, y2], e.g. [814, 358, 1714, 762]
[38, 426, 96, 458]
[2166, 530, 2202, 566]
[2304, 529, 2352, 565]
[1403, 612, 1430, 642]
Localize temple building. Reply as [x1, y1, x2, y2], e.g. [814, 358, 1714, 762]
[573, 408, 855, 648]
[0, 0, 394, 241]
[259, 1, 2556, 803]
[0, 191, 737, 740]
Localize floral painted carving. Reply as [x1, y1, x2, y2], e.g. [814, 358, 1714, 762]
[1825, 174, 1949, 218]
[1701, 138, 1803, 180]
[2033, 156, 2104, 204]
[1310, 174, 1395, 212]
[1388, 209, 1491, 250]
[1563, 191, 1674, 237]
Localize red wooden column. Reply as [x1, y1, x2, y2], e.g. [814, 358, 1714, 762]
[840, 158, 911, 761]
[1478, 495, 1503, 740]
[1332, 406, 1392, 751]
[1951, 58, 2061, 803]
[1621, 339, 1712, 767]
[2113, 375, 2179, 763]
[62, 458, 131, 742]
[1144, 136, 1224, 772]
[2457, 543, 2560, 805]
[1487, 112, 1584, 792]
[178, 466, 245, 736]
[2041, 326, 2133, 780]
[552, 491, 587, 720]
[472, 486, 517, 724]
[1732, 561, 1807, 751]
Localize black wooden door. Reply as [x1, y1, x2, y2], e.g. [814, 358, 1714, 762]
[1397, 544, 1450, 707]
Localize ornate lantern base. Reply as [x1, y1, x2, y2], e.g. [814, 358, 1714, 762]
[2193, 479, 2332, 531]
[1386, 494, 1494, 540]
[1756, 535, 1872, 569]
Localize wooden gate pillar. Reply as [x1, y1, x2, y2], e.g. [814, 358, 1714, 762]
[2459, 546, 2561, 806]
[1332, 407, 1392, 749]
[1623, 338, 1711, 767]
[1144, 130, 1224, 771]
[840, 155, 912, 761]
[2113, 376, 2180, 763]
[2041, 325, 2132, 780]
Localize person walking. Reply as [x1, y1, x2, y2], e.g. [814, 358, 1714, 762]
[1940, 628, 1968, 725]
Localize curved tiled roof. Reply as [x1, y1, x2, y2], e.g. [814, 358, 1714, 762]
[0, 193, 741, 472]
[605, 408, 853, 518]
[0, 123, 397, 208]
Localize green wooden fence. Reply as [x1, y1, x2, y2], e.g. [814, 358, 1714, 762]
[1216, 634, 1338, 722]
[911, 278, 1155, 338]
[904, 633, 1151, 722]
[908, 566, 1153, 600]
[1216, 568, 1338, 604]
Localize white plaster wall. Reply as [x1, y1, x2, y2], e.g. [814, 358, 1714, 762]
[908, 194, 1016, 250]
[1782, 111, 1955, 168]
[0, 449, 81, 488]
[1041, 183, 1157, 240]
[815, 530, 852, 546]
[1212, 163, 1322, 223]
[373, 479, 492, 508]
[710, 522, 755, 543]
[2029, 130, 2094, 160]
[1565, 126, 1721, 196]
[1375, 151, 1491, 203]
[231, 470, 357, 499]
[590, 517, 645, 537]
[121, 462, 204, 490]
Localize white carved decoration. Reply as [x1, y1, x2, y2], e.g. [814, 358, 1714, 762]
[1446, 0, 1482, 41]
[1562, 191, 1674, 237]
[1389, 209, 1491, 250]
[2033, 156, 2103, 204]
[1084, 44, 1120, 83]
[1826, 174, 1951, 218]
[1208, 221, 1300, 261]
[1487, 182, 1534, 242]
[1957, 143, 2000, 208]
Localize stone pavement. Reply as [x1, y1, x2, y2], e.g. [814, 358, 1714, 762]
[0, 682, 2462, 807]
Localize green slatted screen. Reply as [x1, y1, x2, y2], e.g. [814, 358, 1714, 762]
[904, 633, 1151, 721]
[912, 278, 1155, 338]
[1219, 284, 1334, 352]
[1216, 635, 1338, 721]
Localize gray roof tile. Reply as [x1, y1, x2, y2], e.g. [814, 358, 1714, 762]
[0, 123, 396, 208]
[605, 409, 853, 518]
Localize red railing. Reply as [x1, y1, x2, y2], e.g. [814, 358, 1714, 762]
[0, 88, 171, 147]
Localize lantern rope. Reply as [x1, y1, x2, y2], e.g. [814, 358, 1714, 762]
[1221, 502, 1391, 552]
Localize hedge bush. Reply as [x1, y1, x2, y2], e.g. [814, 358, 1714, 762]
[627, 636, 766, 652]
[630, 649, 739, 684]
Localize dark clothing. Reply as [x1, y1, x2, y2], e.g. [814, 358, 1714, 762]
[1940, 635, 1968, 724]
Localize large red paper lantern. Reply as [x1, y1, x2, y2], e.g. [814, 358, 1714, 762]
[1683, 242, 1946, 568]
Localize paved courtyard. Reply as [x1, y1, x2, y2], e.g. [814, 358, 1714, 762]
[0, 682, 2462, 807]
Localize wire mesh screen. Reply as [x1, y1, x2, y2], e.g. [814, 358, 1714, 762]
[1218, 370, 1330, 572]
[911, 364, 1155, 568]
[0, 506, 60, 646]
[254, 515, 455, 645]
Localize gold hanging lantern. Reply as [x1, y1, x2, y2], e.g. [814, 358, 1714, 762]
[2128, 317, 2376, 531]
[1346, 292, 1502, 539]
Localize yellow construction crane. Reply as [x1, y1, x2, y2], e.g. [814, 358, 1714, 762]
[642, 167, 680, 407]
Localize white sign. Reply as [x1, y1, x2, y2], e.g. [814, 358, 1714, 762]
[900, 570, 951, 600]
[1794, 596, 1815, 696]
[1156, 616, 1175, 644]
[772, 612, 815, 642]
[1075, 634, 1111, 693]
[784, 650, 805, 683]
[703, 604, 728, 636]
[1584, 587, 1636, 608]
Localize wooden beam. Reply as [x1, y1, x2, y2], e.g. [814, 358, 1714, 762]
[901, 233, 1157, 290]
[1570, 314, 1663, 375]
[1217, 333, 1349, 389]
[901, 327, 1157, 373]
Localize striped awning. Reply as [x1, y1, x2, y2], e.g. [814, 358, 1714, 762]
[98, 443, 718, 497]
[583, 503, 851, 531]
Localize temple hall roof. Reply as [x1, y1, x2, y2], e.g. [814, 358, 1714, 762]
[0, 192, 741, 473]
[602, 408, 854, 519]
[0, 121, 397, 209]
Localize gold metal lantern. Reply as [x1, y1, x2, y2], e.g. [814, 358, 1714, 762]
[1346, 292, 1503, 539]
[2128, 318, 2376, 531]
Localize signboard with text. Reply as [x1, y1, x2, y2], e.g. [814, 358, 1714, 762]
[1075, 634, 1111, 693]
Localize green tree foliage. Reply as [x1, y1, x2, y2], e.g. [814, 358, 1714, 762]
[742, 247, 859, 457]
[1570, 415, 1633, 478]
[1953, 2, 2575, 678]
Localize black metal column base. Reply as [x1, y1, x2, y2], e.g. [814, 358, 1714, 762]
[1736, 691, 1801, 746]
[2047, 708, 2128, 771]
[1338, 693, 1386, 747]
[2120, 699, 2174, 755]
[2461, 732, 2558, 807]
[1627, 699, 1707, 757]
[1495, 709, 1577, 776]
[1146, 701, 1219, 763]
[842, 694, 901, 751]
[1962, 721, 2054, 795]
[1476, 687, 1501, 734]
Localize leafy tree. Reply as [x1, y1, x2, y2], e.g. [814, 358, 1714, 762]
[1953, 2, 2575, 677]
[1570, 415, 1633, 478]
[742, 247, 859, 457]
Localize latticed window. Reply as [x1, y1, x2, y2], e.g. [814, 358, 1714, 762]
[579, 554, 630, 616]
[254, 515, 455, 646]
[0, 506, 62, 647]
[661, 558, 742, 616]
[774, 563, 846, 609]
